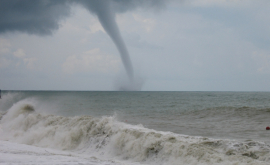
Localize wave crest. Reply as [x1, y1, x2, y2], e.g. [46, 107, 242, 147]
[1, 100, 270, 165]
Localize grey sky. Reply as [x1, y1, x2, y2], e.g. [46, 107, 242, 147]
[0, 0, 270, 91]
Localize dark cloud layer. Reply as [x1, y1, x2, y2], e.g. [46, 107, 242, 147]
[102, 0, 166, 13]
[0, 0, 71, 35]
[0, 0, 166, 35]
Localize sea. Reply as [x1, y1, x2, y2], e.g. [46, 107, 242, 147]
[0, 91, 270, 165]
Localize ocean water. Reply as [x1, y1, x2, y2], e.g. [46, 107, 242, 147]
[0, 91, 270, 165]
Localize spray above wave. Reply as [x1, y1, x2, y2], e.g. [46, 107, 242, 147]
[114, 74, 144, 91]
[1, 100, 270, 165]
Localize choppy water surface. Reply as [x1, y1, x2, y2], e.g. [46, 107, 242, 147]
[1, 91, 270, 164]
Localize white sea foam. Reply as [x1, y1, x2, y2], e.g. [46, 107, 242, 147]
[0, 140, 127, 165]
[1, 99, 270, 165]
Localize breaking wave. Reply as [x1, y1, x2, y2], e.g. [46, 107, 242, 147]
[1, 99, 270, 165]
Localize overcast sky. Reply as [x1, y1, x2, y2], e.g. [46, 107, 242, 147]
[0, 0, 270, 91]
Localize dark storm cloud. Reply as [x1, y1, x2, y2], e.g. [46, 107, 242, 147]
[91, 0, 166, 13]
[0, 0, 71, 35]
[0, 0, 166, 35]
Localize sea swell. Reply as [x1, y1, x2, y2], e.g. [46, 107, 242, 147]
[0, 99, 270, 165]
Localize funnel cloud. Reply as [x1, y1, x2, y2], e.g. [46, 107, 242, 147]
[80, 0, 134, 81]
[77, 0, 165, 90]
